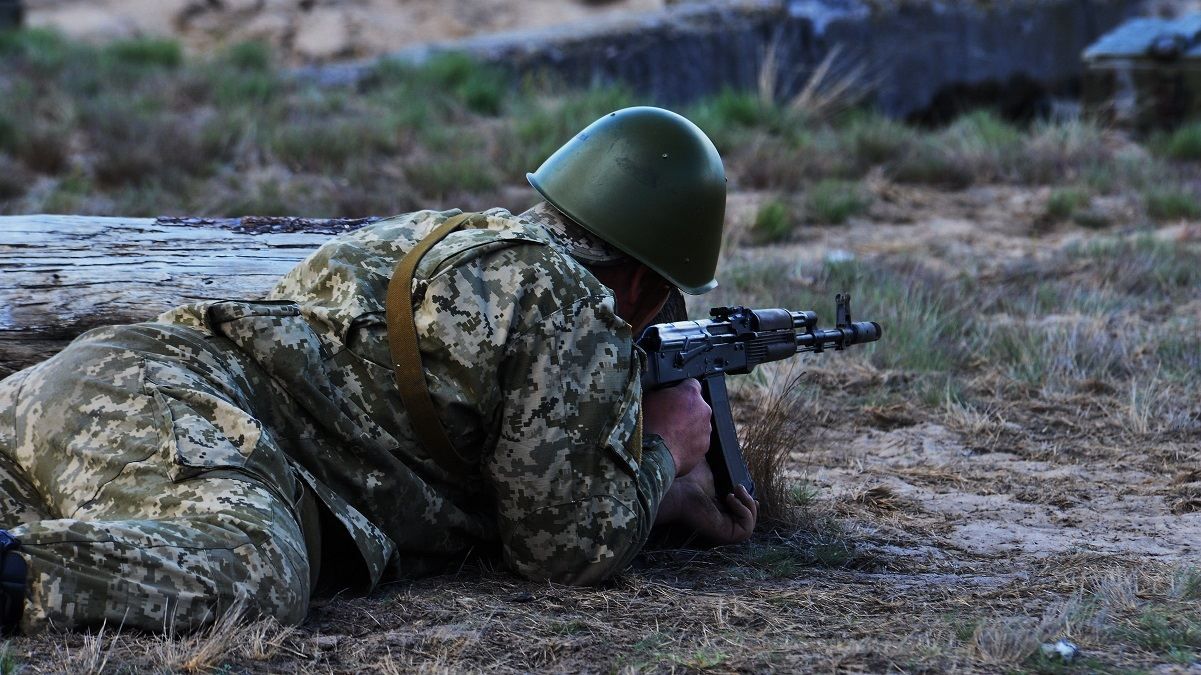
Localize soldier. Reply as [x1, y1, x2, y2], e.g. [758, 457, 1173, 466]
[0, 106, 757, 634]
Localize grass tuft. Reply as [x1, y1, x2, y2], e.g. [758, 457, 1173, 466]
[1044, 187, 1090, 222]
[1144, 185, 1201, 221]
[103, 38, 183, 69]
[750, 199, 793, 244]
[221, 41, 273, 72]
[0, 642, 20, 675]
[804, 179, 870, 224]
[1153, 122, 1201, 161]
[420, 52, 507, 115]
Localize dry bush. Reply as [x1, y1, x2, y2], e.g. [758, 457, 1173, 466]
[739, 367, 812, 525]
[759, 41, 872, 122]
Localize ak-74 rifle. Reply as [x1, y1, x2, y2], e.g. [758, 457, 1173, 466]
[637, 294, 882, 497]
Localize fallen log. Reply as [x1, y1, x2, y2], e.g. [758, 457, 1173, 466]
[0, 214, 379, 378]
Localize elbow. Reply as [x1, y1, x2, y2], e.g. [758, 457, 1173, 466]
[503, 496, 651, 586]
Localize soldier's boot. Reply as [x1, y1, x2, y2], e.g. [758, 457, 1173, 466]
[0, 530, 25, 635]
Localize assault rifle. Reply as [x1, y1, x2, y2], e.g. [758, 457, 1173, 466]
[637, 294, 882, 498]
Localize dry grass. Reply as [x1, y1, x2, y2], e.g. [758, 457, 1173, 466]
[739, 368, 811, 524]
[3, 26, 1201, 675]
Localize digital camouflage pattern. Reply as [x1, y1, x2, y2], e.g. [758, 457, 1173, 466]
[0, 204, 675, 633]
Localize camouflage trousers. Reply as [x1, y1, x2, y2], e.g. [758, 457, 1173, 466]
[0, 323, 315, 634]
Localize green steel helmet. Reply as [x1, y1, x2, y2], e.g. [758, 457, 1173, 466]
[527, 106, 727, 295]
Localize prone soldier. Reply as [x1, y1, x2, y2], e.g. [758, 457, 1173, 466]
[0, 107, 758, 633]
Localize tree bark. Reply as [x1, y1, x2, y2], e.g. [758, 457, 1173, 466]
[0, 215, 378, 378]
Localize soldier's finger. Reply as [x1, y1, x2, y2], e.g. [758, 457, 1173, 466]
[736, 485, 759, 519]
[732, 486, 758, 533]
[724, 492, 753, 525]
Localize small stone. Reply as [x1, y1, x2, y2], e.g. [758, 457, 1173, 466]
[293, 7, 351, 61]
[1039, 639, 1079, 662]
[312, 634, 341, 650]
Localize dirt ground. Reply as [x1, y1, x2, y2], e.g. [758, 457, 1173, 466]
[4, 0, 1200, 667]
[3, 183, 1198, 673]
[23, 0, 667, 62]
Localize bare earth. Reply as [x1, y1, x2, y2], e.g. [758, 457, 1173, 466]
[3, 183, 1198, 672]
[23, 0, 666, 62]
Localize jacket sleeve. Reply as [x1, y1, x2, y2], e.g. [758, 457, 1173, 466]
[485, 291, 675, 585]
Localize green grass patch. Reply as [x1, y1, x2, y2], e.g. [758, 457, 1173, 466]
[1044, 187, 1090, 222]
[220, 40, 273, 72]
[0, 27, 74, 73]
[1144, 185, 1201, 221]
[1067, 235, 1201, 297]
[103, 37, 182, 69]
[1152, 122, 1201, 161]
[1119, 607, 1201, 659]
[837, 109, 915, 167]
[270, 117, 396, 172]
[889, 138, 975, 189]
[406, 157, 499, 198]
[751, 199, 793, 243]
[422, 52, 507, 116]
[804, 179, 870, 224]
[504, 85, 636, 175]
[0, 641, 20, 675]
[1170, 567, 1201, 601]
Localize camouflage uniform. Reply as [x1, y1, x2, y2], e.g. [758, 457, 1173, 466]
[0, 205, 675, 633]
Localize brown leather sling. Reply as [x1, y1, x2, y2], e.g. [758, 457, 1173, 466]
[384, 212, 477, 474]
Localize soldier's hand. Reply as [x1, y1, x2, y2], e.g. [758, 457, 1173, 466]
[654, 460, 758, 545]
[642, 379, 711, 477]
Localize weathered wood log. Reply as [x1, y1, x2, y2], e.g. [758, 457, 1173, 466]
[0, 215, 379, 378]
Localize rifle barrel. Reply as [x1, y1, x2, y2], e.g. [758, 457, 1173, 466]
[795, 321, 882, 352]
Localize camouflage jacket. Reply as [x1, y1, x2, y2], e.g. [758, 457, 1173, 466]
[158, 207, 676, 588]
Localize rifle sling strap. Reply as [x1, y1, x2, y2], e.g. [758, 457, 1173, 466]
[385, 212, 476, 475]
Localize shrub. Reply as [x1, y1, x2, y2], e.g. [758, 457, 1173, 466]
[805, 179, 869, 224]
[751, 199, 793, 243]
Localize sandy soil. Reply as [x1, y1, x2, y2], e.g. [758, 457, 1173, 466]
[23, 0, 667, 62]
[7, 183, 1197, 672]
[719, 185, 1201, 566]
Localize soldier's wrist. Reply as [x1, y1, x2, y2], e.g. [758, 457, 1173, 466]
[641, 433, 675, 475]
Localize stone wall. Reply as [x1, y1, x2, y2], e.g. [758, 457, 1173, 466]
[309, 0, 1146, 120]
